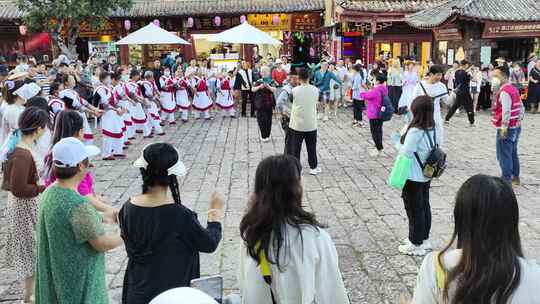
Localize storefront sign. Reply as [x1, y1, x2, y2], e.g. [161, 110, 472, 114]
[433, 26, 462, 41]
[291, 13, 321, 32]
[247, 14, 291, 31]
[482, 21, 540, 38]
[192, 16, 240, 31]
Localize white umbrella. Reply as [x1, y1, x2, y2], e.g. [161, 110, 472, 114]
[208, 22, 282, 45]
[116, 23, 190, 45]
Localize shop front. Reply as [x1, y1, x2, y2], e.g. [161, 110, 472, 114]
[481, 21, 540, 63]
[372, 22, 433, 65]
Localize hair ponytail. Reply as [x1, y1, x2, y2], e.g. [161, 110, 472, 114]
[169, 175, 182, 204]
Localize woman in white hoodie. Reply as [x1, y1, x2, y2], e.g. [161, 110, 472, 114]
[239, 155, 349, 304]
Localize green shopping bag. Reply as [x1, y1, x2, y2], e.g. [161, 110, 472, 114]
[388, 154, 412, 190]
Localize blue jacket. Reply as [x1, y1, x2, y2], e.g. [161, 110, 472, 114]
[313, 70, 341, 93]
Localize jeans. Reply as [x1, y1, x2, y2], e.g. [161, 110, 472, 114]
[496, 127, 521, 182]
[256, 108, 273, 139]
[281, 116, 291, 154]
[369, 119, 383, 151]
[402, 180, 432, 245]
[287, 129, 318, 169]
[241, 90, 255, 117]
[352, 99, 365, 121]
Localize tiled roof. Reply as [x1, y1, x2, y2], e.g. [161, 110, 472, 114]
[406, 0, 540, 28]
[338, 0, 443, 13]
[0, 0, 325, 21]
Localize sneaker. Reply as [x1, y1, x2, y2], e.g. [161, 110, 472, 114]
[309, 167, 321, 175]
[444, 120, 450, 126]
[323, 115, 329, 121]
[421, 240, 433, 251]
[369, 149, 381, 157]
[512, 176, 521, 187]
[398, 241, 427, 256]
[317, 113, 323, 120]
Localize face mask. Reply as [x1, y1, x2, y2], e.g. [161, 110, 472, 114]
[491, 77, 501, 88]
[104, 78, 112, 85]
[121, 75, 129, 82]
[164, 71, 171, 76]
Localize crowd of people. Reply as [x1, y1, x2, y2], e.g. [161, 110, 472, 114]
[0, 50, 539, 304]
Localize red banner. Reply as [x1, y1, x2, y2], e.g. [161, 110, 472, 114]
[433, 26, 462, 41]
[482, 21, 540, 38]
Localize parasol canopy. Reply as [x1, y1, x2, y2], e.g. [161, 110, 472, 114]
[116, 23, 190, 45]
[208, 22, 281, 45]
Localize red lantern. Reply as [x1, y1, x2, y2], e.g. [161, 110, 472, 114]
[19, 25, 27, 36]
[240, 15, 247, 23]
[187, 17, 194, 28]
[272, 15, 279, 26]
[124, 20, 131, 31]
[214, 16, 221, 27]
[153, 19, 160, 27]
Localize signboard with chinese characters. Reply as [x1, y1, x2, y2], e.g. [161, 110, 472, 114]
[291, 13, 321, 32]
[191, 16, 241, 31]
[482, 21, 540, 38]
[247, 14, 291, 31]
[433, 26, 462, 41]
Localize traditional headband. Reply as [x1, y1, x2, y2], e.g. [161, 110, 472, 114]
[133, 146, 187, 177]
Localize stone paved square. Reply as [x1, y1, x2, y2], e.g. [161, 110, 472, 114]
[1, 109, 540, 303]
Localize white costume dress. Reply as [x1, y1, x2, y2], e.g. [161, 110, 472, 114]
[95, 84, 124, 158]
[141, 80, 164, 135]
[59, 89, 93, 143]
[398, 71, 420, 109]
[174, 77, 191, 121]
[114, 83, 134, 142]
[191, 77, 212, 119]
[215, 77, 235, 117]
[159, 75, 177, 123]
[47, 96, 65, 125]
[125, 80, 150, 137]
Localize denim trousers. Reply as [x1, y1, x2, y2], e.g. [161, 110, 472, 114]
[496, 127, 521, 182]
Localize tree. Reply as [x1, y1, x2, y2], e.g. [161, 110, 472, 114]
[18, 0, 133, 59]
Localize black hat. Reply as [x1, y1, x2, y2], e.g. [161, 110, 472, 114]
[0, 65, 8, 77]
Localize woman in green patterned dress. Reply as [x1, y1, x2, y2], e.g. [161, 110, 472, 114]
[35, 137, 122, 304]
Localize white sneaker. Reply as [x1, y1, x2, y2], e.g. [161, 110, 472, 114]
[421, 240, 433, 251]
[317, 113, 323, 120]
[369, 149, 380, 157]
[323, 115, 329, 121]
[309, 167, 321, 175]
[264, 137, 271, 142]
[398, 241, 427, 256]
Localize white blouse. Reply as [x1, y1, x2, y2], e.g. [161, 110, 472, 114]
[412, 250, 540, 304]
[239, 224, 350, 304]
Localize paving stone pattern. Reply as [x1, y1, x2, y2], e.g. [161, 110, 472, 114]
[1, 109, 540, 303]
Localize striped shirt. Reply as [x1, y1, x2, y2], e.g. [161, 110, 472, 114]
[34, 74, 50, 96]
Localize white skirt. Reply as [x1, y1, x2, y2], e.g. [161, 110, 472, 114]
[131, 103, 147, 124]
[175, 90, 190, 109]
[118, 100, 133, 123]
[147, 101, 161, 121]
[398, 84, 416, 108]
[160, 92, 176, 113]
[80, 112, 93, 141]
[192, 92, 213, 112]
[216, 90, 235, 109]
[101, 109, 124, 138]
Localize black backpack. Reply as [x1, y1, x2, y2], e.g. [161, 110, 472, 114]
[414, 129, 446, 178]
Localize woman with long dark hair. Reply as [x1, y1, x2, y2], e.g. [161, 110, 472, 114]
[119, 143, 223, 304]
[1, 106, 49, 303]
[239, 155, 349, 304]
[398, 96, 438, 256]
[407, 175, 540, 303]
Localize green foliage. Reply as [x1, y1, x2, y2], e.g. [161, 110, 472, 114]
[18, 0, 133, 33]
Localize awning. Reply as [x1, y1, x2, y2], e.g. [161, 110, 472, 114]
[115, 23, 190, 45]
[208, 22, 282, 45]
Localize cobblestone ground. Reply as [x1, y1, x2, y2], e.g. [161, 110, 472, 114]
[1, 108, 540, 303]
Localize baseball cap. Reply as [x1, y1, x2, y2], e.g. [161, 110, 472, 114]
[0, 65, 8, 77]
[52, 137, 100, 168]
[149, 287, 218, 304]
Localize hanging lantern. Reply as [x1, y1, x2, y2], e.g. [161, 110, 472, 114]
[19, 25, 27, 36]
[272, 15, 280, 26]
[309, 47, 315, 57]
[214, 16, 221, 27]
[153, 19, 160, 27]
[240, 15, 247, 23]
[187, 17, 194, 28]
[124, 20, 131, 31]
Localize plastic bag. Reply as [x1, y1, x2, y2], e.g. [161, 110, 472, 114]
[388, 154, 412, 190]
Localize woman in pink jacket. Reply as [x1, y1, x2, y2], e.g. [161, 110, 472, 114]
[361, 73, 388, 157]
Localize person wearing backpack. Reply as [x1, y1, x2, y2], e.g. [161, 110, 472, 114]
[401, 175, 540, 304]
[361, 73, 389, 157]
[397, 95, 440, 256]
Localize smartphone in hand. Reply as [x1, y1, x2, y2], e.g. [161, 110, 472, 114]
[191, 275, 223, 304]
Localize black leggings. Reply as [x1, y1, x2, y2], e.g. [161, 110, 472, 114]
[445, 92, 475, 124]
[256, 108, 273, 138]
[353, 99, 365, 121]
[369, 119, 383, 151]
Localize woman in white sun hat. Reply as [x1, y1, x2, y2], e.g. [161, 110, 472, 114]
[119, 143, 224, 304]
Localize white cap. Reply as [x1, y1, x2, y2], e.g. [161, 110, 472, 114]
[149, 287, 218, 304]
[13, 82, 41, 101]
[355, 59, 363, 65]
[275, 59, 283, 64]
[52, 137, 100, 168]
